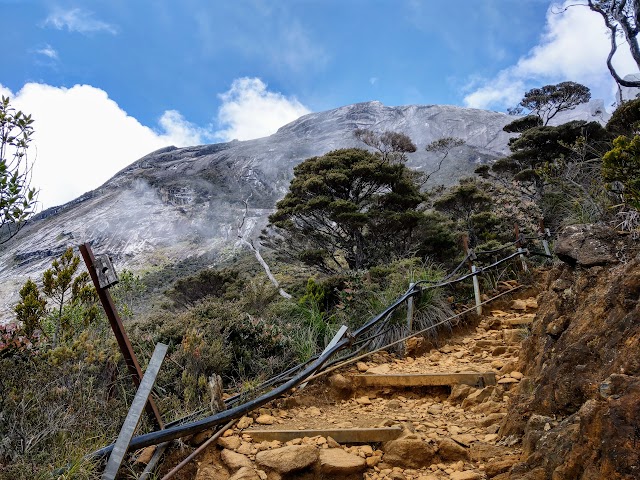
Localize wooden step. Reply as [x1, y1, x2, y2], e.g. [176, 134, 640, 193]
[244, 426, 402, 444]
[350, 372, 496, 388]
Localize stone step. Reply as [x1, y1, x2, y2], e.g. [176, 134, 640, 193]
[500, 316, 534, 326]
[244, 426, 403, 443]
[349, 372, 496, 388]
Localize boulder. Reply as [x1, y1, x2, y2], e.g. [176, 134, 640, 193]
[485, 457, 519, 478]
[554, 224, 618, 267]
[237, 416, 254, 430]
[255, 445, 318, 473]
[382, 439, 436, 468]
[448, 384, 474, 404]
[221, 449, 253, 472]
[437, 437, 469, 461]
[450, 471, 482, 480]
[461, 386, 495, 409]
[229, 467, 261, 480]
[318, 448, 366, 474]
[219, 436, 242, 450]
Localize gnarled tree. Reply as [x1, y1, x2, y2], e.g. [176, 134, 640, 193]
[585, 0, 640, 87]
[508, 82, 591, 125]
[354, 128, 417, 163]
[266, 148, 424, 272]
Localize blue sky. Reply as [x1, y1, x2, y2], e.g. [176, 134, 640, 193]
[0, 0, 637, 208]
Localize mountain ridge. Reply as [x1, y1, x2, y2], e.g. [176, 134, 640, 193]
[0, 100, 607, 318]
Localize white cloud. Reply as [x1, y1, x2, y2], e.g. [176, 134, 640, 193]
[0, 83, 201, 209]
[35, 44, 58, 60]
[370, 77, 379, 86]
[44, 8, 117, 35]
[215, 77, 310, 141]
[0, 78, 309, 209]
[463, 1, 639, 110]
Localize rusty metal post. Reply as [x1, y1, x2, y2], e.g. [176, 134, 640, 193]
[79, 243, 164, 430]
[514, 224, 528, 272]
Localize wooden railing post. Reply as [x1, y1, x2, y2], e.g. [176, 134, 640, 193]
[514, 223, 528, 272]
[462, 234, 482, 315]
[406, 282, 416, 331]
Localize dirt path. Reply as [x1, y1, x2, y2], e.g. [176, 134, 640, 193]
[179, 297, 538, 480]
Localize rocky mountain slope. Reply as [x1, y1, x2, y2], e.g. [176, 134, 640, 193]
[0, 100, 607, 318]
[498, 225, 640, 480]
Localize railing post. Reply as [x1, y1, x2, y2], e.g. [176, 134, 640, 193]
[462, 234, 482, 315]
[406, 282, 415, 331]
[539, 219, 552, 259]
[514, 223, 528, 272]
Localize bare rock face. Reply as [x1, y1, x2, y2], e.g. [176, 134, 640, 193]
[500, 228, 640, 479]
[255, 445, 318, 474]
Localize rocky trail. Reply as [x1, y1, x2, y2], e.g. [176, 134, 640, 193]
[152, 296, 539, 480]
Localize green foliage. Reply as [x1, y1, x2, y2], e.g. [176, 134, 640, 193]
[602, 135, 640, 209]
[414, 211, 458, 262]
[492, 121, 611, 207]
[110, 269, 145, 320]
[606, 98, 640, 137]
[0, 96, 38, 244]
[0, 329, 131, 479]
[509, 82, 591, 125]
[14, 279, 46, 337]
[41, 248, 98, 347]
[503, 115, 543, 133]
[166, 267, 241, 308]
[354, 128, 417, 163]
[433, 178, 493, 244]
[267, 148, 425, 272]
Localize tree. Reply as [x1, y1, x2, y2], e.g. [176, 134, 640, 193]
[0, 96, 38, 244]
[509, 82, 591, 125]
[354, 129, 417, 163]
[14, 279, 47, 337]
[424, 137, 465, 183]
[491, 121, 610, 199]
[266, 148, 425, 272]
[584, 1, 640, 88]
[42, 248, 97, 347]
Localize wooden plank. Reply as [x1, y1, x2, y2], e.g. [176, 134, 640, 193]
[350, 372, 496, 388]
[245, 426, 403, 443]
[102, 343, 168, 480]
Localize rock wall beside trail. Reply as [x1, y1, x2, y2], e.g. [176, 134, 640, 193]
[500, 225, 640, 480]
